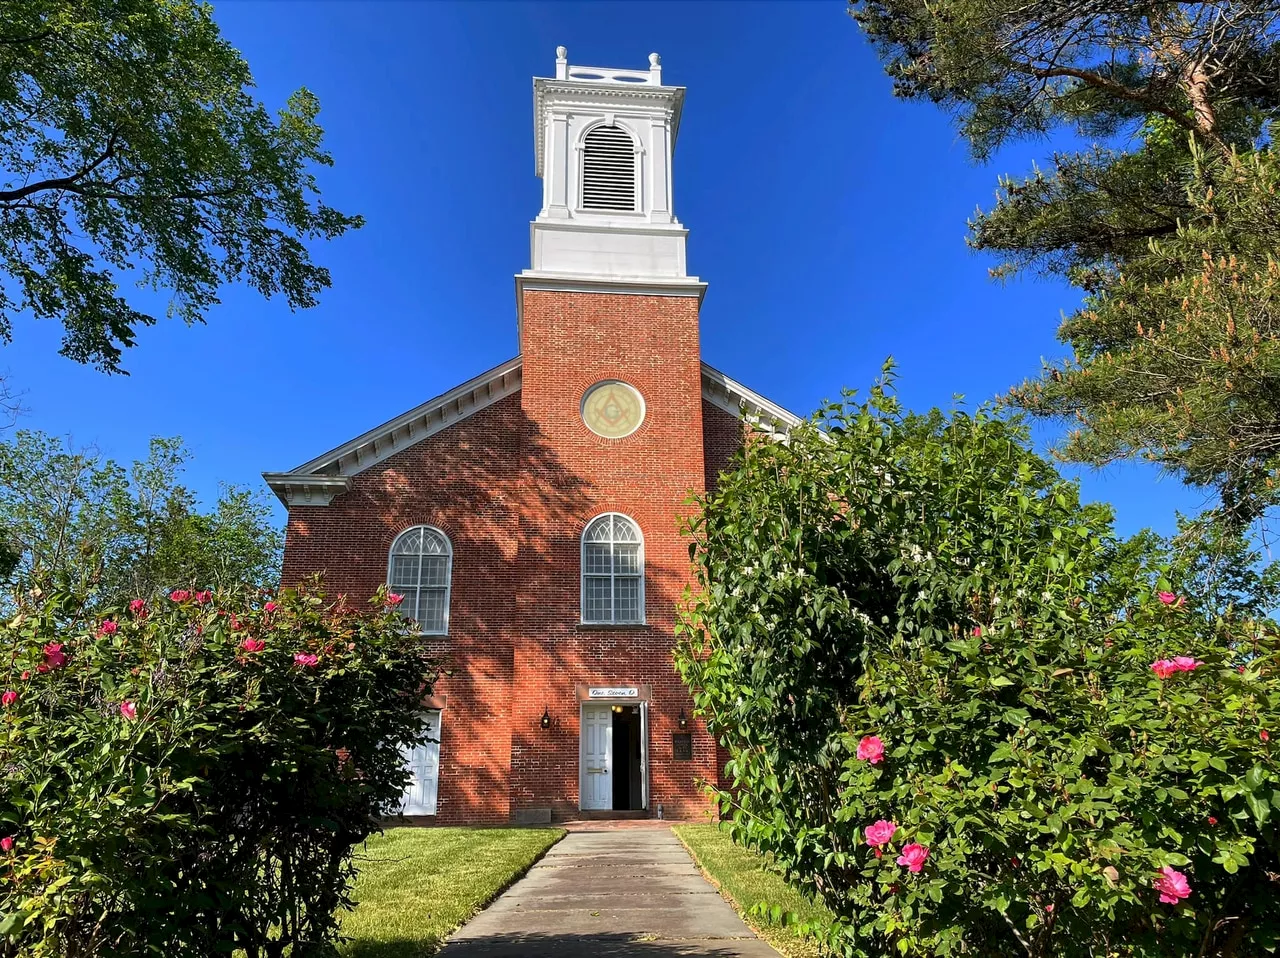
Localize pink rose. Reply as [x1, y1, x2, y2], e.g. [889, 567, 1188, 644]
[42, 643, 66, 669]
[1262, 730, 1270, 743]
[2, 690, 16, 707]
[972, 626, 983, 637]
[1157, 591, 1179, 606]
[0, 837, 12, 853]
[241, 638, 265, 654]
[896, 843, 929, 873]
[1171, 656, 1203, 672]
[264, 601, 278, 613]
[1150, 659, 1178, 679]
[857, 735, 885, 764]
[98, 619, 118, 636]
[195, 590, 212, 604]
[864, 819, 897, 848]
[1153, 866, 1191, 904]
[129, 599, 147, 617]
[119, 700, 137, 721]
[20, 671, 29, 681]
[386, 593, 405, 607]
[169, 589, 191, 602]
[294, 653, 319, 668]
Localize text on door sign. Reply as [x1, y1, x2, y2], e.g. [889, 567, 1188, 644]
[588, 687, 639, 699]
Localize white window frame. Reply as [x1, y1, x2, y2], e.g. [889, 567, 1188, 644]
[580, 512, 645, 625]
[387, 525, 453, 636]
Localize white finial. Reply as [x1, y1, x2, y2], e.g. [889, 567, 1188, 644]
[648, 52, 662, 83]
[555, 46, 568, 79]
[648, 52, 660, 67]
[556, 46, 567, 60]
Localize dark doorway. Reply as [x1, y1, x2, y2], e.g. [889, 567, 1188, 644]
[611, 705, 643, 810]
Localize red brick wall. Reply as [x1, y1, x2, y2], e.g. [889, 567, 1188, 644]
[702, 400, 746, 494]
[512, 289, 715, 821]
[281, 394, 525, 824]
[279, 292, 750, 824]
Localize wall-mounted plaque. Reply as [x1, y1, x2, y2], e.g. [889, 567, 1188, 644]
[581, 380, 645, 439]
[672, 732, 693, 761]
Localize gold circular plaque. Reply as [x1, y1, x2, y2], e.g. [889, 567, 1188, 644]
[581, 380, 645, 439]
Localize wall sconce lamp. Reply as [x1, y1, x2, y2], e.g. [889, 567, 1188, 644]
[540, 706, 551, 730]
[678, 709, 688, 730]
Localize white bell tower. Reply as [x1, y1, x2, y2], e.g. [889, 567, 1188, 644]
[519, 48, 702, 289]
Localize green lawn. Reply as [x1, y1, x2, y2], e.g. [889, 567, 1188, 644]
[338, 826, 563, 958]
[673, 824, 833, 958]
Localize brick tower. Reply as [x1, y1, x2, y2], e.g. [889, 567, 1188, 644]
[511, 48, 714, 821]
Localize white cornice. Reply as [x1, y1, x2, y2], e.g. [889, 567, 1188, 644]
[700, 362, 805, 439]
[261, 475, 353, 509]
[262, 357, 523, 507]
[534, 78, 685, 178]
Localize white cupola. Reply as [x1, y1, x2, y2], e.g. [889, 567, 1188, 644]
[521, 48, 700, 286]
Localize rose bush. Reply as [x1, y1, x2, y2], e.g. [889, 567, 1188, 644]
[676, 371, 1279, 957]
[0, 580, 439, 957]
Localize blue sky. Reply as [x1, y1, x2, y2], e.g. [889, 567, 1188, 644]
[9, 0, 1206, 536]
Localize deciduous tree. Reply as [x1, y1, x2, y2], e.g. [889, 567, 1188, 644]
[0, 0, 361, 372]
[677, 371, 1280, 957]
[0, 430, 282, 604]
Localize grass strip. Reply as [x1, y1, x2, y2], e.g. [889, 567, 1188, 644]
[673, 823, 832, 958]
[339, 826, 564, 957]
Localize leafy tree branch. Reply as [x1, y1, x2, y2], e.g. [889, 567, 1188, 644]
[0, 0, 362, 372]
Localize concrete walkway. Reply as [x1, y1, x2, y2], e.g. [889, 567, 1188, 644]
[438, 827, 781, 957]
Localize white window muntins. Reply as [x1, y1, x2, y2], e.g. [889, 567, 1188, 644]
[581, 513, 644, 624]
[581, 125, 637, 211]
[388, 526, 452, 635]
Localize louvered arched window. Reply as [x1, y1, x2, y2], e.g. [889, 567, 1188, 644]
[581, 125, 636, 212]
[581, 513, 644, 624]
[388, 526, 452, 635]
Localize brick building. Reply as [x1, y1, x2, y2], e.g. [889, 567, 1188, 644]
[264, 49, 800, 824]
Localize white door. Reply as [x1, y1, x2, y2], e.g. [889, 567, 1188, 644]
[399, 710, 441, 815]
[580, 704, 613, 810]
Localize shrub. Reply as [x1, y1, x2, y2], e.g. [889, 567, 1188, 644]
[0, 580, 439, 957]
[675, 373, 1280, 957]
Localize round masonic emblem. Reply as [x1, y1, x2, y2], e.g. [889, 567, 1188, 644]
[581, 380, 645, 439]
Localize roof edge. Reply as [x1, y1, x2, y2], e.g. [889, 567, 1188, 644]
[266, 355, 523, 488]
[700, 362, 805, 437]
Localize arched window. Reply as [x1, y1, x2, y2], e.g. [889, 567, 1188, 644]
[581, 125, 636, 212]
[581, 513, 644, 624]
[388, 526, 452, 634]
